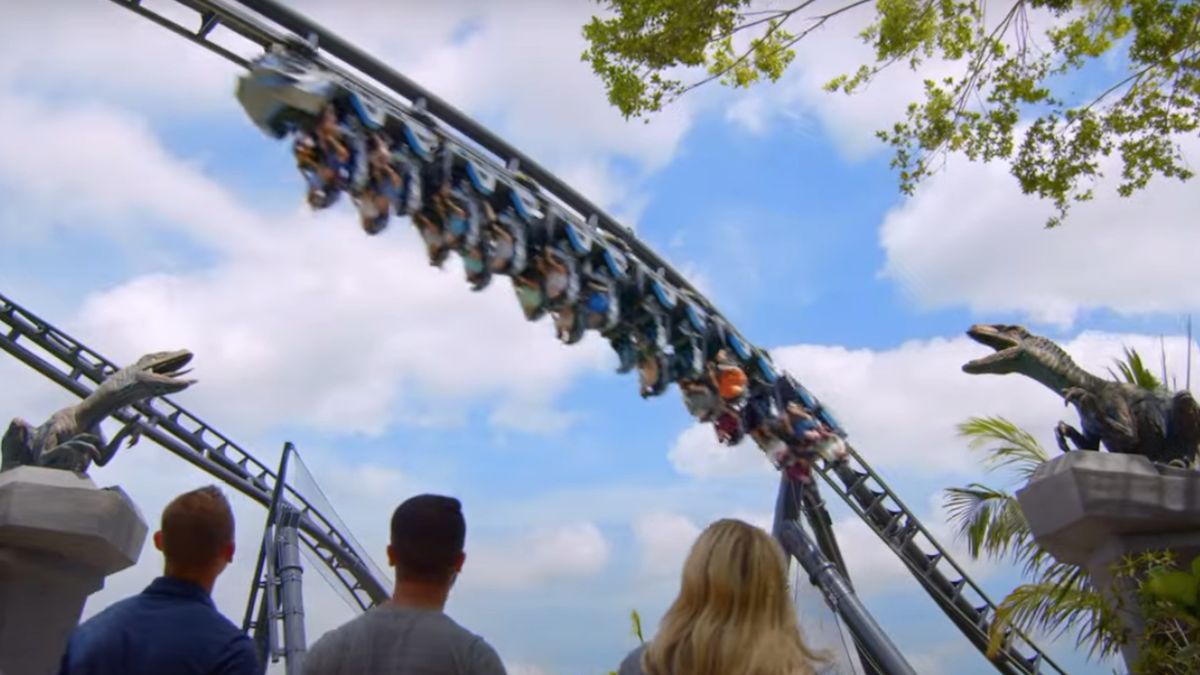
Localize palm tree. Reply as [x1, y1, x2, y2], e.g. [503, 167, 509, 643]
[945, 347, 1171, 659]
[945, 417, 1125, 659]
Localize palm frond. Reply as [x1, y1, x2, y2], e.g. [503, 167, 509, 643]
[943, 484, 1035, 565]
[986, 562, 1126, 662]
[1108, 346, 1165, 392]
[957, 417, 1049, 481]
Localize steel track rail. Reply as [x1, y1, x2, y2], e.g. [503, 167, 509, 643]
[812, 447, 1066, 674]
[0, 292, 387, 610]
[104, 0, 724, 326]
[94, 1, 1068, 671]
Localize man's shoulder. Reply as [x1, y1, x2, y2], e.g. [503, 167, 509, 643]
[306, 608, 497, 660]
[72, 591, 146, 636]
[437, 615, 505, 673]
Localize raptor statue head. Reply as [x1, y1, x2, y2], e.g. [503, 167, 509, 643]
[99, 349, 197, 402]
[962, 324, 1033, 375]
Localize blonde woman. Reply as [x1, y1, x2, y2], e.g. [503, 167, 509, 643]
[618, 519, 825, 675]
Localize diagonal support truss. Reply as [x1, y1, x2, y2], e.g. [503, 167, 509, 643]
[814, 449, 1061, 674]
[774, 476, 915, 675]
[0, 292, 387, 611]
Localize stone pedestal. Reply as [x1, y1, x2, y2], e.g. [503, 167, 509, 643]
[1016, 452, 1200, 668]
[0, 467, 147, 675]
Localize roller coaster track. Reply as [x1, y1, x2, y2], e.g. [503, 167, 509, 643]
[0, 292, 388, 610]
[51, 1, 1070, 672]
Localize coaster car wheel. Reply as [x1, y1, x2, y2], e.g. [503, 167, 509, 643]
[548, 210, 595, 256]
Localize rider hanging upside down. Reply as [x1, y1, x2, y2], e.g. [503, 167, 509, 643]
[542, 251, 570, 305]
[315, 105, 354, 183]
[489, 225, 516, 273]
[710, 350, 748, 404]
[783, 402, 849, 463]
[294, 131, 337, 208]
[679, 377, 720, 421]
[356, 133, 402, 235]
[513, 271, 545, 321]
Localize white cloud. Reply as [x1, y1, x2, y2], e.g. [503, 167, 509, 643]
[0, 93, 255, 249]
[383, 1, 692, 174]
[631, 509, 777, 582]
[728, 509, 774, 534]
[668, 422, 775, 479]
[0, 1, 242, 112]
[291, 0, 690, 221]
[71, 239, 611, 437]
[465, 522, 610, 591]
[716, 4, 953, 159]
[878, 136, 1200, 326]
[718, 3, 1073, 161]
[632, 512, 701, 578]
[767, 331, 1197, 475]
[0, 357, 70, 432]
[488, 399, 584, 435]
[0, 87, 611, 439]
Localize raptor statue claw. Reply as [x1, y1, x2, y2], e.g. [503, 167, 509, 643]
[1, 350, 195, 474]
[964, 324, 1198, 467]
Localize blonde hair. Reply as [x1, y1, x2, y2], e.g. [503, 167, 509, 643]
[643, 519, 824, 675]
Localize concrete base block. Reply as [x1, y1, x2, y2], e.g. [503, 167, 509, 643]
[1016, 452, 1200, 669]
[0, 467, 147, 675]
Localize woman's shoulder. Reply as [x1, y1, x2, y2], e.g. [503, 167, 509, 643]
[617, 643, 648, 675]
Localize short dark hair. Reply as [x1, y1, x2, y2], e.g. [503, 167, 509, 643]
[390, 494, 465, 582]
[161, 486, 234, 570]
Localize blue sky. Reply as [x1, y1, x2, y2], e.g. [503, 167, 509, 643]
[3, 2, 1199, 674]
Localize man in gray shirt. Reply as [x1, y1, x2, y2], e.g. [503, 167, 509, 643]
[303, 494, 507, 675]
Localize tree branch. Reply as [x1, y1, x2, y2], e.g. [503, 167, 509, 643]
[909, 1, 1027, 174]
[716, 1, 819, 40]
[678, 0, 873, 97]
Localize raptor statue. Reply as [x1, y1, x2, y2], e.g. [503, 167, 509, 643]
[1, 350, 195, 474]
[963, 324, 1200, 467]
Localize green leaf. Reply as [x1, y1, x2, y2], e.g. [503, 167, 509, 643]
[1107, 346, 1164, 391]
[986, 562, 1125, 660]
[1146, 570, 1200, 609]
[957, 416, 1049, 481]
[582, 0, 1200, 228]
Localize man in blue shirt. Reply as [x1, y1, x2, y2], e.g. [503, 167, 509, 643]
[58, 485, 260, 675]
